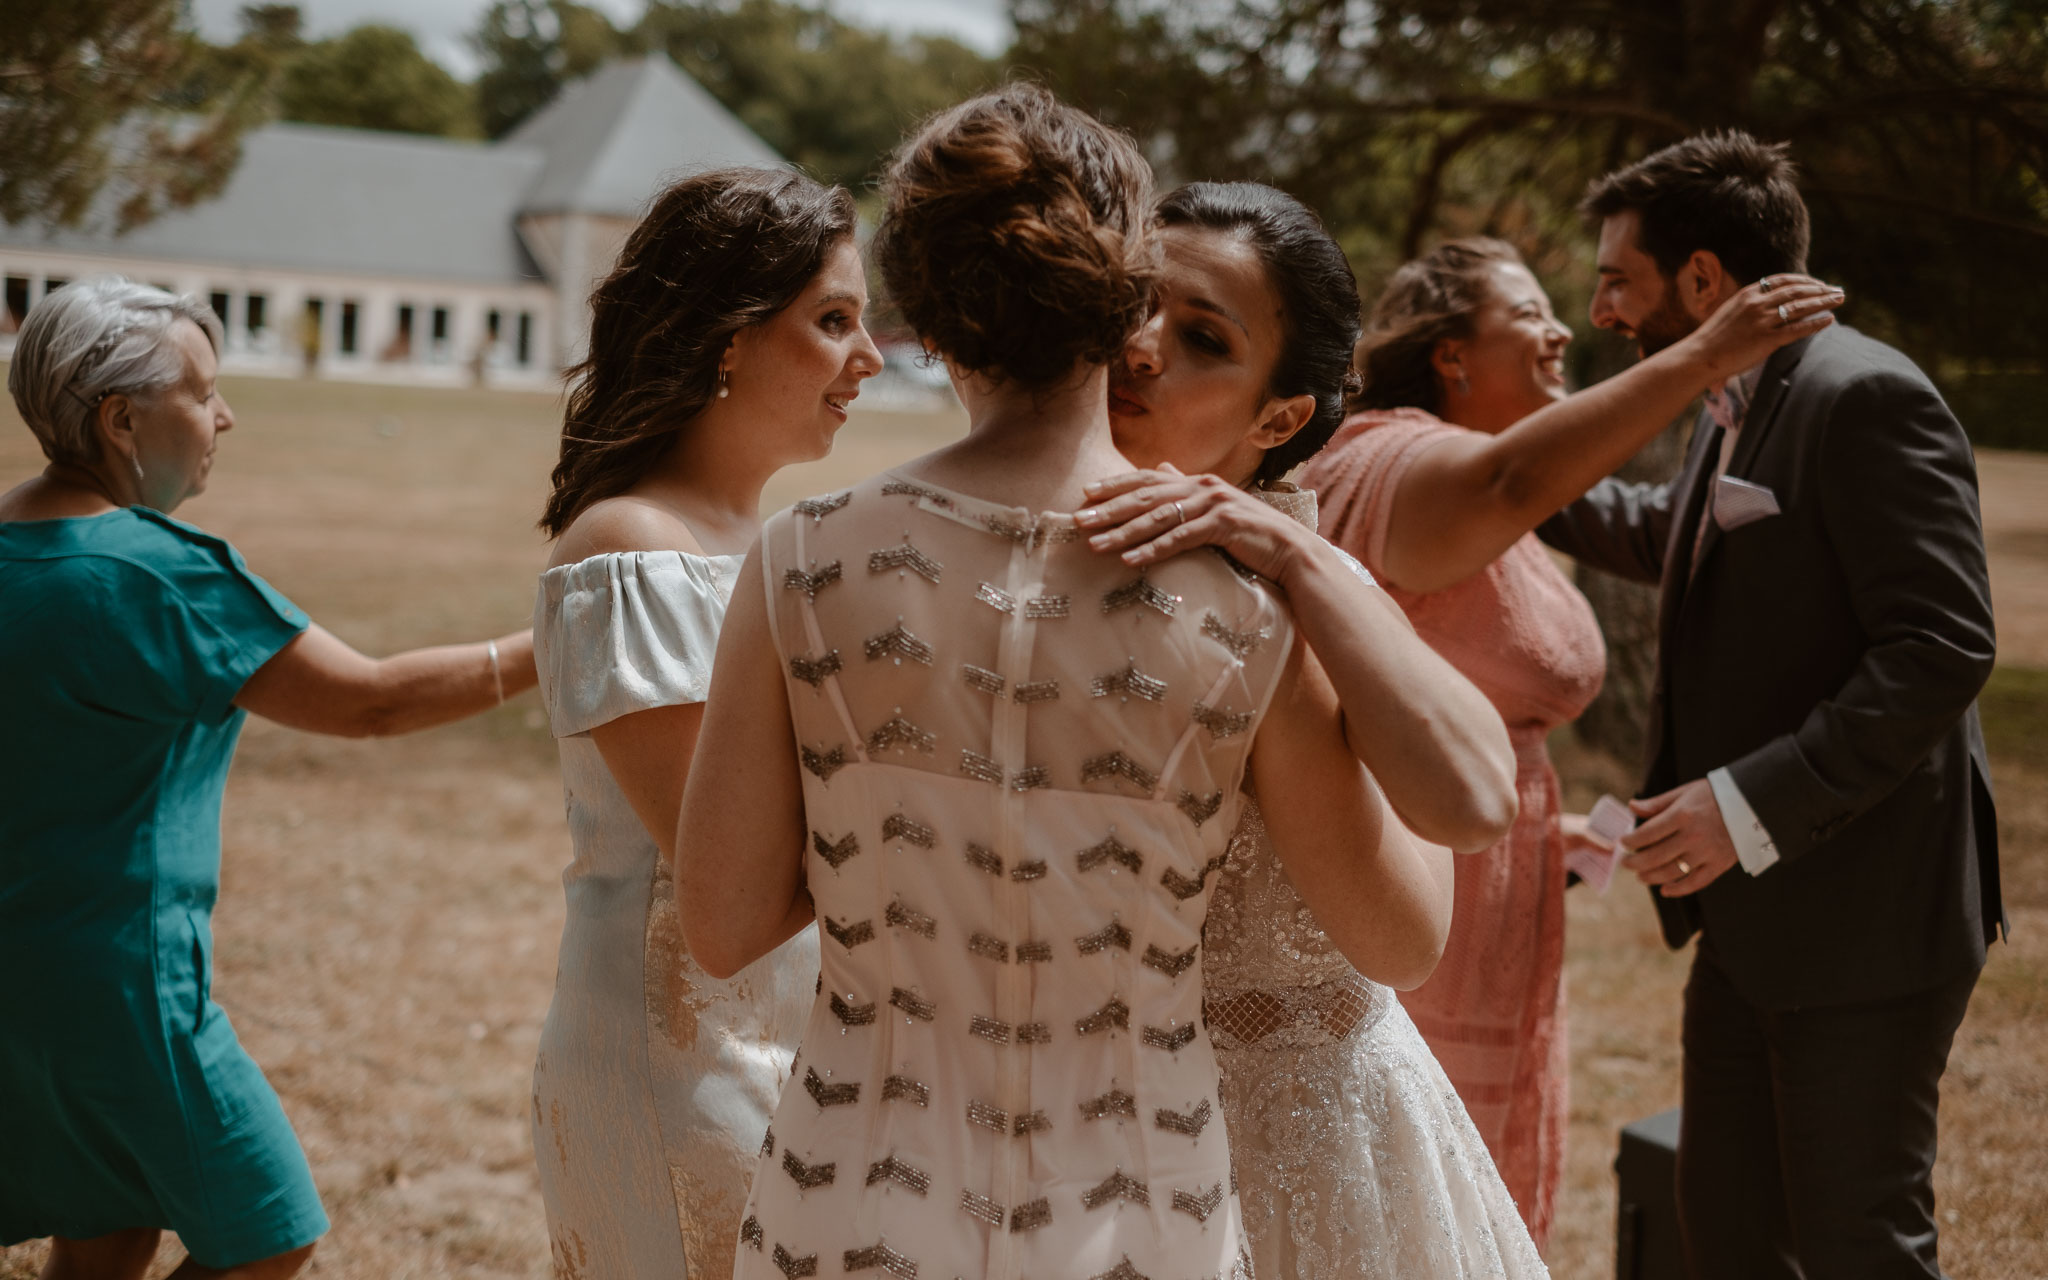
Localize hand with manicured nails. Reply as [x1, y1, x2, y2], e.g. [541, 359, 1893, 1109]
[1683, 273, 1845, 382]
[1076, 463, 1324, 584]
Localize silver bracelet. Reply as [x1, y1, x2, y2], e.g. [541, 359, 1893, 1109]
[487, 638, 505, 705]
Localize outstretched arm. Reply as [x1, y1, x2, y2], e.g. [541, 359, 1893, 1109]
[1078, 469, 1516, 853]
[676, 542, 814, 978]
[1249, 634, 1454, 990]
[1537, 474, 1677, 586]
[235, 624, 537, 736]
[1384, 276, 1839, 593]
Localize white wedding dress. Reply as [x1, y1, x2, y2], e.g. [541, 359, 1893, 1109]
[1203, 489, 1548, 1279]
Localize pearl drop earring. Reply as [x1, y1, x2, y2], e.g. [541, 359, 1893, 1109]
[1455, 369, 1471, 396]
[717, 369, 731, 399]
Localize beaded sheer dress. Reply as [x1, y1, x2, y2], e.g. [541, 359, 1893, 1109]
[736, 471, 1294, 1280]
[1205, 489, 1549, 1279]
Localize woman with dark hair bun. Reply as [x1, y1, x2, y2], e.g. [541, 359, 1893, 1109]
[679, 88, 1461, 1280]
[1080, 182, 1546, 1277]
[528, 165, 878, 1278]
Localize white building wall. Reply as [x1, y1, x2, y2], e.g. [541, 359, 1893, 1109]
[0, 246, 558, 391]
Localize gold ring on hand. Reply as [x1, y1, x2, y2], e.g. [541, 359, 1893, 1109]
[1172, 501, 1187, 526]
[1677, 857, 1693, 877]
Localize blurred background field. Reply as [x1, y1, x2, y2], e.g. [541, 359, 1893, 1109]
[1, 374, 2043, 1278]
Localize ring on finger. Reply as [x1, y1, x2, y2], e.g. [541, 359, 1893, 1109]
[1776, 303, 1789, 323]
[1759, 275, 1776, 292]
[1676, 857, 1692, 877]
[1171, 500, 1187, 526]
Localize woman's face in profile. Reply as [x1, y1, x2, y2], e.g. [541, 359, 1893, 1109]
[725, 237, 884, 463]
[1109, 225, 1286, 486]
[119, 317, 234, 513]
[1443, 261, 1573, 428]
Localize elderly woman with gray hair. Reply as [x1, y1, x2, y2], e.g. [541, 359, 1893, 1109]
[0, 277, 536, 1280]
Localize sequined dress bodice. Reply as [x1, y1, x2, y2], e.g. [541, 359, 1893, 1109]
[1204, 796, 1394, 1053]
[738, 472, 1294, 1280]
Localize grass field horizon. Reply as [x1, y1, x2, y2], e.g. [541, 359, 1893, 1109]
[3, 372, 2043, 1279]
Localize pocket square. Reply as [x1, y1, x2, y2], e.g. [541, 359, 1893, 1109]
[1713, 475, 1781, 531]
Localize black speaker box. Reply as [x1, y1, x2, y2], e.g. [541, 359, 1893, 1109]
[1615, 1107, 1684, 1280]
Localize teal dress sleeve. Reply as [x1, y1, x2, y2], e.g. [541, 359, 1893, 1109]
[106, 508, 310, 724]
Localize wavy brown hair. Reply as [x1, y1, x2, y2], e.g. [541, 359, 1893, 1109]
[1352, 237, 1523, 418]
[539, 167, 857, 537]
[872, 83, 1156, 389]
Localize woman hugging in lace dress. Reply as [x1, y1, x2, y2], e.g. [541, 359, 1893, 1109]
[1075, 182, 1550, 1278]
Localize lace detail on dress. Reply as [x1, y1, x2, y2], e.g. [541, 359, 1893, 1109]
[1204, 797, 1394, 1051]
[1205, 796, 1548, 1279]
[1196, 481, 1546, 1278]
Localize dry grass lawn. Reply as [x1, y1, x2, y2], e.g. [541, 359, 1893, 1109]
[2, 374, 2043, 1279]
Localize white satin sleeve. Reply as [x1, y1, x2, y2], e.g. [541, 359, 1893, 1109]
[533, 550, 743, 738]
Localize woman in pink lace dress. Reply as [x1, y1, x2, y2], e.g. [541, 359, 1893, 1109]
[1298, 238, 1840, 1247]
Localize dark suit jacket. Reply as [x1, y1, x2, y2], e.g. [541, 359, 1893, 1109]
[1540, 324, 2003, 1010]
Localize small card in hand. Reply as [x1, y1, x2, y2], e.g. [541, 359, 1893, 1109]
[1713, 475, 1781, 531]
[1563, 794, 1638, 893]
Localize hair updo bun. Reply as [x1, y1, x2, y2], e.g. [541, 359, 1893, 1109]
[874, 83, 1157, 389]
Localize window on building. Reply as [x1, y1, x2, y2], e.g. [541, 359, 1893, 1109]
[44, 278, 69, 295]
[516, 311, 533, 366]
[386, 303, 415, 361]
[486, 308, 502, 342]
[303, 298, 325, 366]
[431, 307, 449, 343]
[339, 301, 359, 356]
[246, 293, 268, 336]
[3, 277, 29, 333]
[209, 292, 232, 329]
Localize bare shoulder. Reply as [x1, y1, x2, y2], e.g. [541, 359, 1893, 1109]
[547, 495, 704, 569]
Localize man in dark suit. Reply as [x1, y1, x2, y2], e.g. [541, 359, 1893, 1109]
[1541, 133, 2003, 1279]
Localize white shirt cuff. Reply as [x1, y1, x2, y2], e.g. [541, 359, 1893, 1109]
[1708, 766, 1780, 875]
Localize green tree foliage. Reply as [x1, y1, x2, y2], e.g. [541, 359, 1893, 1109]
[1012, 0, 2048, 378]
[635, 0, 998, 187]
[1, 0, 275, 230]
[276, 24, 477, 137]
[471, 0, 633, 138]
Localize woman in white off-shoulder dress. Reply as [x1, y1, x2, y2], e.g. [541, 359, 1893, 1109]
[528, 167, 880, 1279]
[1082, 181, 1547, 1276]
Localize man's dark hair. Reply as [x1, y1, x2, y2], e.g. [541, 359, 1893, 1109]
[1582, 131, 1811, 284]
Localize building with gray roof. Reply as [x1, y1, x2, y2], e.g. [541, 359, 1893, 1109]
[0, 57, 786, 388]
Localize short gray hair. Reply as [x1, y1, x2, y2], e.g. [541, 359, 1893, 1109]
[7, 275, 224, 468]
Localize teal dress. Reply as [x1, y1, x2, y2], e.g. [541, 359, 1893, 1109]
[0, 508, 327, 1266]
